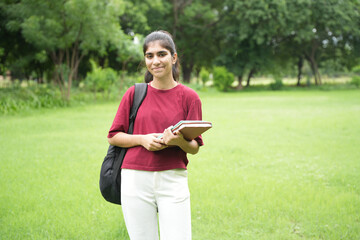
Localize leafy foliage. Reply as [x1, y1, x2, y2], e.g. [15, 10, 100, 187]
[351, 76, 360, 88]
[199, 68, 210, 86]
[270, 76, 284, 91]
[216, 0, 360, 86]
[84, 61, 119, 99]
[213, 66, 234, 92]
[0, 83, 68, 115]
[1, 0, 360, 93]
[352, 65, 360, 75]
[3, 0, 131, 99]
[144, 0, 222, 82]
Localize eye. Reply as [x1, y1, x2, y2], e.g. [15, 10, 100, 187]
[145, 54, 153, 59]
[158, 52, 168, 57]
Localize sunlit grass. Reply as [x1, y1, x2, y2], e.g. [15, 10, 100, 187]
[191, 89, 360, 239]
[1, 89, 359, 239]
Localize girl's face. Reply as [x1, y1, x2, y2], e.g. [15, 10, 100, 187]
[145, 41, 177, 81]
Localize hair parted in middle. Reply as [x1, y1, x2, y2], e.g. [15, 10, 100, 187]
[143, 30, 180, 83]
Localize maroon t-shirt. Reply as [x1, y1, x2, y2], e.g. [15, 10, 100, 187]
[108, 83, 203, 171]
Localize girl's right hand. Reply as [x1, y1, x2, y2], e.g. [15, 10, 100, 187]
[141, 134, 168, 151]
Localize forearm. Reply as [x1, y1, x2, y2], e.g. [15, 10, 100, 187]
[108, 132, 143, 148]
[108, 132, 167, 151]
[177, 139, 200, 155]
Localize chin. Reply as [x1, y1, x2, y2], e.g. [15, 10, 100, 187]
[153, 73, 168, 79]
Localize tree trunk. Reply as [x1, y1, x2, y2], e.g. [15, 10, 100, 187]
[182, 63, 193, 83]
[313, 60, 321, 85]
[195, 66, 201, 84]
[53, 64, 65, 98]
[51, 50, 65, 98]
[304, 40, 321, 85]
[67, 72, 73, 101]
[246, 68, 256, 87]
[236, 75, 243, 90]
[306, 56, 321, 85]
[297, 56, 304, 86]
[50, 44, 83, 100]
[310, 59, 317, 85]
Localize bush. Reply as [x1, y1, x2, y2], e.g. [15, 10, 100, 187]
[213, 66, 234, 92]
[84, 61, 119, 99]
[351, 65, 360, 75]
[0, 83, 68, 115]
[351, 65, 360, 88]
[351, 76, 360, 88]
[199, 68, 210, 86]
[270, 76, 283, 90]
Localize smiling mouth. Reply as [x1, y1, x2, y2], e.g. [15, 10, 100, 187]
[152, 67, 164, 71]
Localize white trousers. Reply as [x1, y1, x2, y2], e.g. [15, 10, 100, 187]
[121, 169, 192, 240]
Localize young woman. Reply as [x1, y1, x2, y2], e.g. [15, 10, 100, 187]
[107, 30, 203, 240]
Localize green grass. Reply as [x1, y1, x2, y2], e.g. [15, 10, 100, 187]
[1, 89, 360, 239]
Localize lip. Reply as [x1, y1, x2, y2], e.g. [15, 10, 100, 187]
[152, 66, 164, 71]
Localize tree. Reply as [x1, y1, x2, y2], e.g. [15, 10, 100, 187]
[177, 0, 223, 82]
[145, 0, 223, 82]
[0, 1, 50, 82]
[5, 0, 129, 100]
[103, 0, 159, 74]
[216, 0, 287, 88]
[217, 0, 360, 87]
[282, 0, 360, 85]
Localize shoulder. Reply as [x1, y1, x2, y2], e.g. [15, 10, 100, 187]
[125, 85, 135, 95]
[122, 85, 135, 100]
[117, 85, 136, 107]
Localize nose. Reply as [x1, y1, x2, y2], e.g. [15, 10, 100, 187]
[153, 56, 160, 65]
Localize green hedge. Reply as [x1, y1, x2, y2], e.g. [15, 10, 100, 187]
[0, 78, 138, 115]
[0, 84, 69, 115]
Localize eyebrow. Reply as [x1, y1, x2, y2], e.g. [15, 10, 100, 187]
[145, 50, 168, 56]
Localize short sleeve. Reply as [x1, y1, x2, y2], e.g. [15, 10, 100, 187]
[186, 97, 204, 146]
[107, 86, 135, 138]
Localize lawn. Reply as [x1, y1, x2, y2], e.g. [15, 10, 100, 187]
[1, 89, 360, 239]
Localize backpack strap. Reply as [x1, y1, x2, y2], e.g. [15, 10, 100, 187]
[112, 83, 147, 185]
[128, 83, 148, 134]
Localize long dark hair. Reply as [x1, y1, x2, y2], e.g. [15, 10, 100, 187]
[143, 30, 180, 83]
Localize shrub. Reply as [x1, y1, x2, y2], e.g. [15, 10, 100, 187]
[0, 83, 68, 115]
[84, 61, 119, 99]
[270, 76, 283, 90]
[199, 68, 210, 86]
[351, 65, 360, 88]
[351, 65, 360, 75]
[213, 66, 234, 92]
[351, 76, 360, 88]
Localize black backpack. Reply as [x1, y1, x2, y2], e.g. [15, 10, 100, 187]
[99, 83, 148, 205]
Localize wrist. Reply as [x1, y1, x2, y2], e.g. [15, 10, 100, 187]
[139, 134, 146, 147]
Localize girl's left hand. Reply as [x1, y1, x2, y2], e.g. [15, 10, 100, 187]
[162, 126, 185, 146]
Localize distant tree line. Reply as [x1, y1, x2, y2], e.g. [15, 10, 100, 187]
[1, 0, 360, 98]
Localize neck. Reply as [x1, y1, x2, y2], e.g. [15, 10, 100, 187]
[150, 78, 178, 90]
